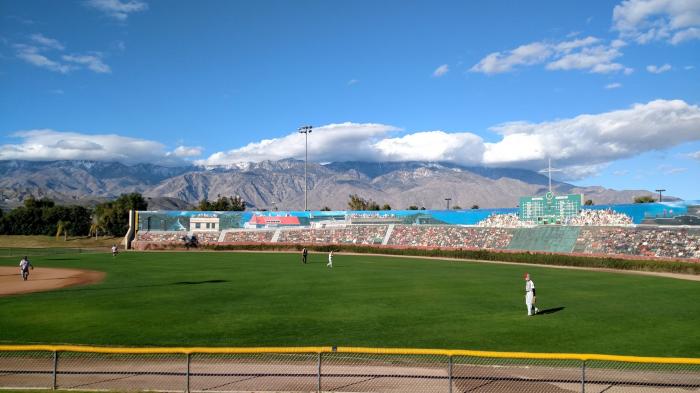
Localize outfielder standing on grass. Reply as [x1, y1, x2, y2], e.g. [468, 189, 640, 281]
[525, 273, 539, 316]
[302, 247, 308, 264]
[327, 250, 333, 268]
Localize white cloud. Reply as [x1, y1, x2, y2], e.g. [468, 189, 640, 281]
[546, 45, 625, 73]
[554, 36, 600, 52]
[14, 44, 74, 74]
[85, 0, 148, 21]
[670, 27, 700, 44]
[170, 146, 203, 158]
[613, 0, 700, 44]
[0, 130, 191, 166]
[686, 65, 696, 70]
[646, 63, 672, 73]
[347, 79, 359, 86]
[372, 131, 484, 165]
[30, 33, 64, 51]
[613, 169, 630, 176]
[198, 123, 401, 165]
[114, 40, 126, 51]
[432, 64, 449, 77]
[13, 35, 110, 74]
[658, 165, 687, 174]
[470, 42, 552, 74]
[471, 36, 629, 75]
[198, 100, 700, 180]
[483, 99, 700, 178]
[8, 102, 700, 180]
[605, 82, 623, 89]
[63, 54, 111, 73]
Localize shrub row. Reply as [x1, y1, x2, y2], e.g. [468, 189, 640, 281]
[193, 243, 699, 275]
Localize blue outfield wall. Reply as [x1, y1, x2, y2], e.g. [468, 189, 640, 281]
[136, 201, 699, 231]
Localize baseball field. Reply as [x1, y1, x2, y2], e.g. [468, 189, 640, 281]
[0, 251, 698, 357]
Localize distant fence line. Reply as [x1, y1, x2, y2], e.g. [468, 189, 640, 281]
[0, 247, 103, 258]
[0, 345, 698, 392]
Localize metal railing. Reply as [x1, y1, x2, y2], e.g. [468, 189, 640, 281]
[0, 345, 698, 392]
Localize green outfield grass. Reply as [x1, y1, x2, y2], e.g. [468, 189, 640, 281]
[0, 251, 698, 357]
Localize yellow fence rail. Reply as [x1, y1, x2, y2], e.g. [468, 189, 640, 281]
[1, 345, 698, 392]
[1, 344, 698, 364]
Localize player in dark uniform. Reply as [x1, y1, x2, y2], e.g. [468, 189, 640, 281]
[302, 247, 308, 264]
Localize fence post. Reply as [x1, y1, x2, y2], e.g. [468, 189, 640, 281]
[448, 355, 453, 393]
[317, 352, 322, 393]
[581, 360, 586, 393]
[52, 350, 58, 390]
[185, 353, 191, 393]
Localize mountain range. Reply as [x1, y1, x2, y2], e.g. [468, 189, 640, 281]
[0, 159, 665, 211]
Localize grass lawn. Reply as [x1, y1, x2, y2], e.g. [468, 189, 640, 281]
[0, 235, 120, 249]
[0, 251, 698, 357]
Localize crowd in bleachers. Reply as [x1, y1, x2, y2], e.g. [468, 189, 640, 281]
[387, 225, 512, 249]
[576, 227, 700, 259]
[565, 209, 633, 226]
[136, 231, 184, 242]
[223, 230, 275, 243]
[191, 231, 220, 244]
[476, 210, 633, 228]
[476, 213, 529, 228]
[136, 231, 220, 244]
[278, 225, 388, 245]
[133, 224, 700, 260]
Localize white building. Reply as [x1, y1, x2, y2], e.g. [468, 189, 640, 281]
[190, 216, 220, 232]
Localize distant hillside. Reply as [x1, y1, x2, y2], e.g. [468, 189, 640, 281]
[0, 159, 667, 210]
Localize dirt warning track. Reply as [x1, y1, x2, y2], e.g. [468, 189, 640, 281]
[0, 267, 105, 297]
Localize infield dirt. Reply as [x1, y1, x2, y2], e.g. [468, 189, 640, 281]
[0, 267, 105, 297]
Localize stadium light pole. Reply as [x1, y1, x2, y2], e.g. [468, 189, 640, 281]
[298, 125, 313, 211]
[655, 189, 666, 203]
[539, 158, 562, 194]
[445, 198, 451, 210]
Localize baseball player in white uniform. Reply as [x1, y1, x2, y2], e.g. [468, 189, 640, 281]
[327, 251, 333, 268]
[524, 273, 539, 316]
[19, 256, 33, 281]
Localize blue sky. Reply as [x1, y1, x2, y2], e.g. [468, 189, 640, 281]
[1, 0, 700, 199]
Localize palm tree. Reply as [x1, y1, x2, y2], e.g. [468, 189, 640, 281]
[56, 220, 71, 241]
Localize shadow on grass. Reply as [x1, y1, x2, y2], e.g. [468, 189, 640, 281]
[52, 279, 230, 293]
[174, 279, 229, 285]
[537, 306, 565, 315]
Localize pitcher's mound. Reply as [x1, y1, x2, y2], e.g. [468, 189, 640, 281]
[0, 267, 105, 297]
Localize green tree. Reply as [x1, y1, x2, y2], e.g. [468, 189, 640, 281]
[347, 194, 381, 210]
[94, 193, 148, 236]
[320, 206, 331, 211]
[198, 195, 246, 211]
[381, 204, 392, 210]
[0, 197, 90, 236]
[407, 205, 419, 210]
[471, 204, 480, 209]
[452, 205, 462, 210]
[55, 220, 73, 241]
[634, 196, 656, 203]
[584, 199, 594, 206]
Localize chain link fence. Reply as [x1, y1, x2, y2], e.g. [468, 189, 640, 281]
[0, 346, 698, 392]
